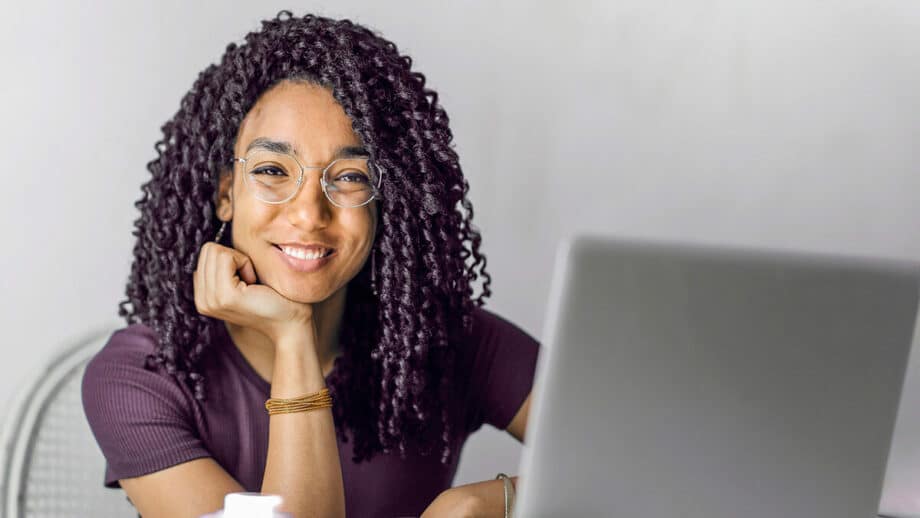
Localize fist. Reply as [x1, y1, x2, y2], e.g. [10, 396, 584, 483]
[193, 241, 313, 343]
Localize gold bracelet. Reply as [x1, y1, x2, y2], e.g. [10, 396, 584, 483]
[265, 388, 333, 415]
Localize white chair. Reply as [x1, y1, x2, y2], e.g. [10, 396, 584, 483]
[0, 327, 138, 517]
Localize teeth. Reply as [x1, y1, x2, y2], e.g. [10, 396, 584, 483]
[280, 246, 328, 260]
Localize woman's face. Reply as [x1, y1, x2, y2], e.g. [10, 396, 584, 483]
[216, 80, 378, 304]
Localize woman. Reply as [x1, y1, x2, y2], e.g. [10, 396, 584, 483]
[82, 10, 539, 518]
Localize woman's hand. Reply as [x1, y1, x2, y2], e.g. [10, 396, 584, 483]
[421, 475, 516, 518]
[420, 486, 487, 518]
[193, 241, 312, 344]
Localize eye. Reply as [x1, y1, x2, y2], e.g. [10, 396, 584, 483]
[251, 165, 288, 176]
[335, 171, 370, 184]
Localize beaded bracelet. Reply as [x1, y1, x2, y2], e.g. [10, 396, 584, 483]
[265, 388, 333, 415]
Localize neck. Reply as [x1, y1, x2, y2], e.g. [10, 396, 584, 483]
[224, 286, 347, 382]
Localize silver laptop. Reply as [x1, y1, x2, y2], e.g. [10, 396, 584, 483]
[516, 235, 919, 518]
[879, 308, 920, 518]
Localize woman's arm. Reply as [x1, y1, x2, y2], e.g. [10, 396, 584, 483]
[421, 393, 531, 517]
[504, 393, 531, 443]
[117, 330, 344, 518]
[118, 243, 345, 518]
[260, 327, 345, 517]
[119, 459, 245, 517]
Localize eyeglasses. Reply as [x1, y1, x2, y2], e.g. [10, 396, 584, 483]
[231, 149, 383, 208]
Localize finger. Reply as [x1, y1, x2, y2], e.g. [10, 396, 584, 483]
[194, 242, 209, 279]
[206, 242, 221, 309]
[213, 246, 259, 307]
[193, 264, 203, 314]
[194, 243, 212, 314]
[214, 250, 243, 308]
[225, 247, 258, 285]
[240, 258, 257, 285]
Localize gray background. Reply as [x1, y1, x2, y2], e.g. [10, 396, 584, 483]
[1, 0, 918, 498]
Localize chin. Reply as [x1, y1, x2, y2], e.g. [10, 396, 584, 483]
[276, 286, 329, 304]
[271, 280, 337, 304]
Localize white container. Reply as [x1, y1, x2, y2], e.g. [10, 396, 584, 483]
[199, 492, 293, 518]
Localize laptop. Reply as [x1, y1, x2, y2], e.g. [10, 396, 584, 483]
[879, 308, 920, 518]
[515, 235, 919, 518]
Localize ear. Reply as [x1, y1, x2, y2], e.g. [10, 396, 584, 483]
[215, 168, 234, 221]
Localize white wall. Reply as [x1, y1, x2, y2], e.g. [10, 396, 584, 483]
[2, 0, 918, 491]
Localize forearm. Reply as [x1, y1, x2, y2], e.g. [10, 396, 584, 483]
[486, 476, 517, 516]
[261, 331, 345, 518]
[422, 475, 518, 517]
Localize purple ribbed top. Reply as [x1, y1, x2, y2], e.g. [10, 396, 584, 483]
[81, 306, 539, 517]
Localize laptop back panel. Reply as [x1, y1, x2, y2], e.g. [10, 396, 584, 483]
[516, 236, 919, 518]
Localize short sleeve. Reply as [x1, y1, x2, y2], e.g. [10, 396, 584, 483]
[81, 324, 212, 488]
[462, 307, 541, 434]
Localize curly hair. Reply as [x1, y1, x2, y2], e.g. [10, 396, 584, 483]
[118, 10, 492, 465]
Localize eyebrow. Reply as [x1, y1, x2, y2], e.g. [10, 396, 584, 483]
[245, 137, 370, 161]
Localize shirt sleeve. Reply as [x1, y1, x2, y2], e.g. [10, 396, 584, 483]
[462, 307, 541, 434]
[81, 324, 212, 488]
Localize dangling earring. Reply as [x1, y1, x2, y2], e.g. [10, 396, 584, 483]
[214, 221, 227, 243]
[370, 248, 378, 296]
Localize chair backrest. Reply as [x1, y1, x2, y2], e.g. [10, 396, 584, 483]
[0, 327, 138, 517]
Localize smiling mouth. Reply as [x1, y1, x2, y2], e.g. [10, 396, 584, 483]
[273, 244, 336, 260]
[272, 244, 336, 274]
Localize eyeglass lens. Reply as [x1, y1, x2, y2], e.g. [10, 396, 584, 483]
[242, 149, 379, 207]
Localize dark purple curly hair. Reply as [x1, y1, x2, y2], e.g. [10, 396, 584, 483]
[118, 10, 492, 464]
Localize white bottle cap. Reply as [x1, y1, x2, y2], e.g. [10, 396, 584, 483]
[223, 492, 284, 518]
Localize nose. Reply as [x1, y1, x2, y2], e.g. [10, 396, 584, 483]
[283, 169, 332, 230]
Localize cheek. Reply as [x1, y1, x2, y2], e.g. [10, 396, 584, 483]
[366, 203, 380, 239]
[342, 205, 376, 237]
[231, 202, 277, 244]
[361, 209, 379, 249]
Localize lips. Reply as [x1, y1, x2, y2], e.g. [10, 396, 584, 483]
[275, 244, 335, 260]
[273, 244, 336, 273]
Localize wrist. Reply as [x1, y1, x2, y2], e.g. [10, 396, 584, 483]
[270, 325, 326, 394]
[434, 487, 487, 518]
[495, 473, 516, 518]
[270, 319, 315, 352]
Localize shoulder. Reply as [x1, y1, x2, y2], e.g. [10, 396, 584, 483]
[469, 305, 524, 331]
[456, 305, 541, 432]
[82, 323, 164, 397]
[461, 305, 541, 358]
[85, 323, 158, 372]
[81, 322, 192, 422]
[80, 323, 213, 486]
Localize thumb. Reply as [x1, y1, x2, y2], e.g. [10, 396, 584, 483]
[226, 247, 258, 285]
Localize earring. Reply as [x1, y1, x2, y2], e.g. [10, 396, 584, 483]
[370, 248, 378, 296]
[214, 221, 227, 243]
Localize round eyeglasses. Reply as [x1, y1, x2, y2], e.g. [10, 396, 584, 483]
[231, 149, 383, 208]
